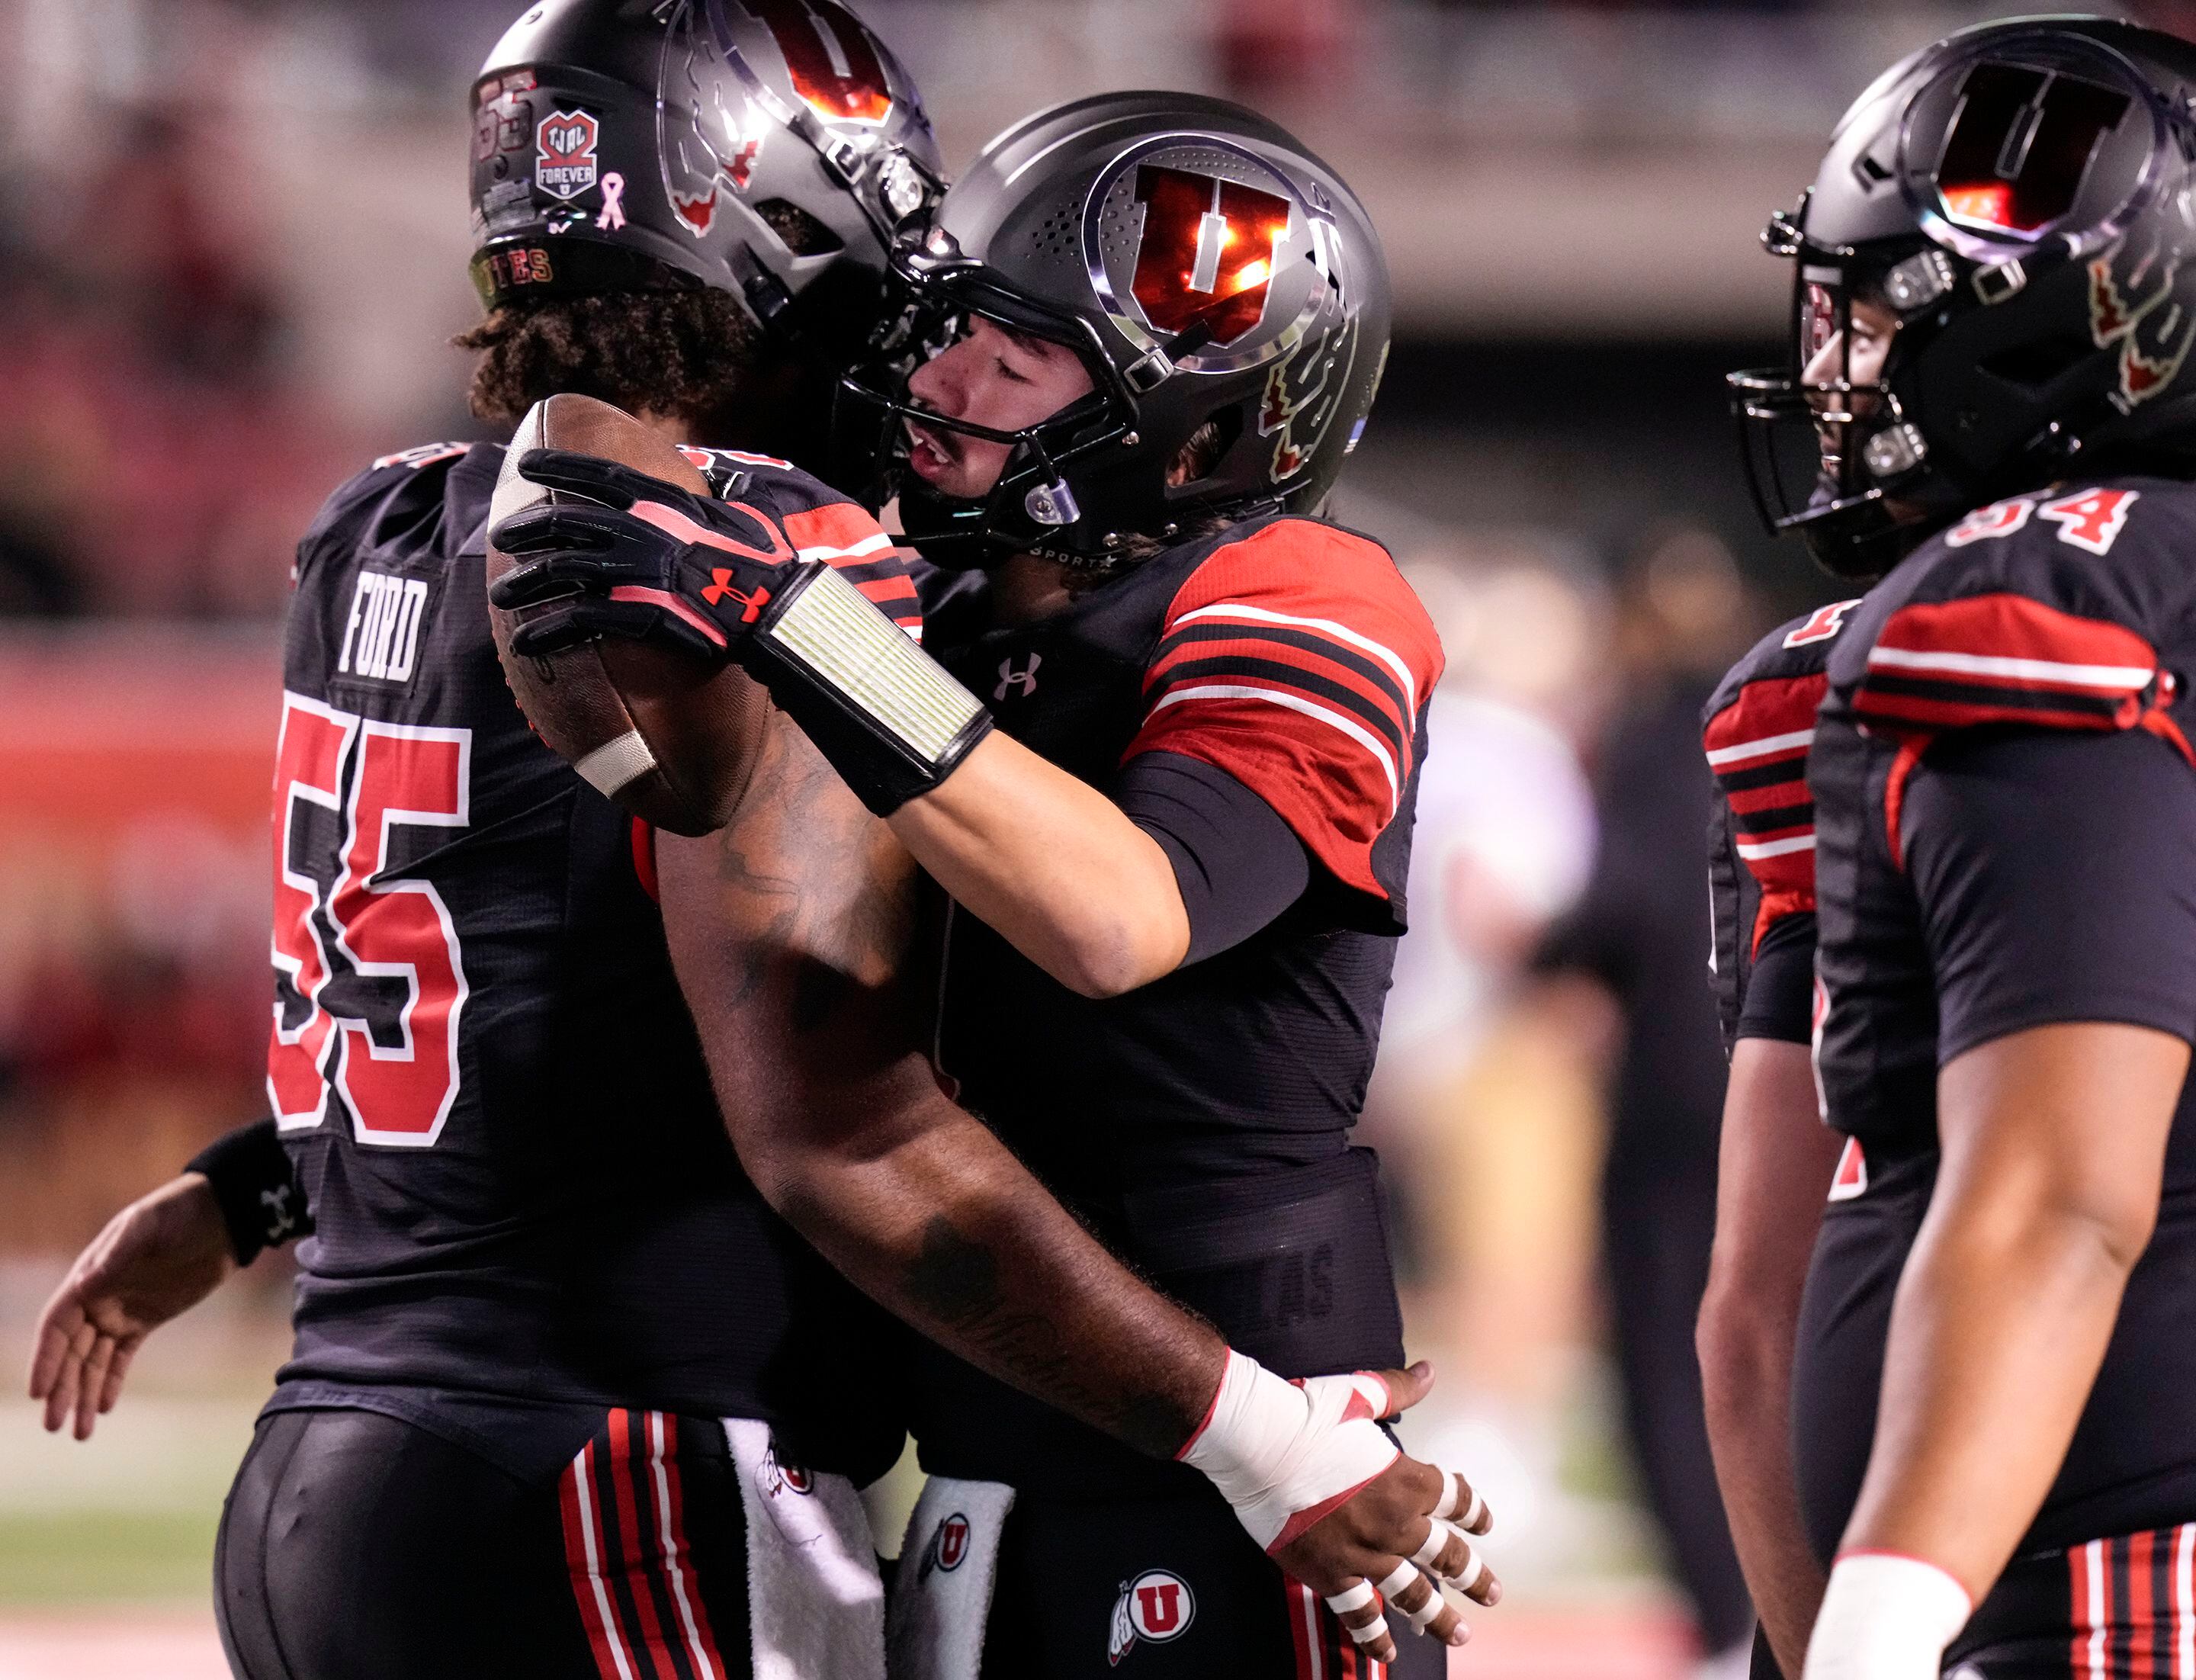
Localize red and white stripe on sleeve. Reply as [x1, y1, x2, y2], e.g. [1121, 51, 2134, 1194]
[1120, 520, 1443, 902]
[777, 501, 924, 641]
[1703, 671, 1826, 952]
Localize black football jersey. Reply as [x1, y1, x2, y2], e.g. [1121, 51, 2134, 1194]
[1797, 474, 2196, 1560]
[906, 513, 1444, 1495]
[1703, 601, 1858, 1056]
[266, 439, 916, 1478]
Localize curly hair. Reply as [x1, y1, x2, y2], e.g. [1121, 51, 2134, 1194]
[454, 286, 762, 426]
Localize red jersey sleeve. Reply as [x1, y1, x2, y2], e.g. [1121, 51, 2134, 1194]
[1120, 519, 1443, 904]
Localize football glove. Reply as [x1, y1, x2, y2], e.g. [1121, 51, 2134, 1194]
[490, 449, 992, 816]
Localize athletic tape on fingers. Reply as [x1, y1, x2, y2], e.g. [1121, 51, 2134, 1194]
[1435, 1475, 1487, 1532]
[1325, 1581, 1377, 1616]
[1378, 1563, 1445, 1633]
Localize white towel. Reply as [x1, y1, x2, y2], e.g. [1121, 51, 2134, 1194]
[886, 1476, 1018, 1680]
[724, 1418, 887, 1680]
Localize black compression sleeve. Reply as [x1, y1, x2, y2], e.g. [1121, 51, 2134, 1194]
[1905, 728, 2196, 1062]
[1737, 911, 1817, 1045]
[185, 1118, 311, 1266]
[1115, 750, 1312, 965]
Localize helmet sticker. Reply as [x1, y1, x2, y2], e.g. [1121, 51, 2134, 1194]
[1129, 165, 1290, 344]
[743, 0, 894, 126]
[535, 110, 601, 203]
[1936, 62, 2130, 236]
[1259, 314, 1360, 481]
[2088, 228, 2196, 408]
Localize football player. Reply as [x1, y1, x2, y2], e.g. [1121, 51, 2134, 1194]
[1698, 602, 1854, 1680]
[489, 93, 1491, 1676]
[1707, 18, 2196, 1680]
[30, 11, 1487, 1678]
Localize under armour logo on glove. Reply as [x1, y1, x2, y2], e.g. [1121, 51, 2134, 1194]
[487, 448, 800, 664]
[700, 570, 771, 620]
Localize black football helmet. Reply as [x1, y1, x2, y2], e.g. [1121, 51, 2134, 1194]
[1732, 17, 2196, 577]
[833, 92, 1392, 569]
[469, 0, 942, 356]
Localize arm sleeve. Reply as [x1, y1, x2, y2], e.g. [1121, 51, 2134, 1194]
[1736, 910, 1817, 1046]
[1904, 728, 2196, 1062]
[185, 1117, 313, 1266]
[1114, 750, 1312, 965]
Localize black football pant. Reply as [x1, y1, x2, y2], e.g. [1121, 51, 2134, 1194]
[977, 1483, 1446, 1680]
[1944, 1523, 2196, 1677]
[215, 1405, 752, 1680]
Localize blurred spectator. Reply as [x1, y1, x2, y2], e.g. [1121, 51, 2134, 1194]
[1533, 525, 1763, 1675]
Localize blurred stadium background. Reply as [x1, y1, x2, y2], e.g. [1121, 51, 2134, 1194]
[0, 1, 2174, 1675]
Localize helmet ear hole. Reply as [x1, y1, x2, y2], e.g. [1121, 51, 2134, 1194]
[1169, 412, 1241, 487]
[755, 199, 845, 258]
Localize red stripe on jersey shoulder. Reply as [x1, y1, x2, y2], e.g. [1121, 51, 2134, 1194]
[1703, 672, 1825, 766]
[1857, 593, 2160, 733]
[781, 500, 889, 555]
[1123, 519, 1442, 903]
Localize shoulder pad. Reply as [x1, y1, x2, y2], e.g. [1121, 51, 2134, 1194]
[1837, 477, 2196, 746]
[1703, 612, 1839, 950]
[298, 443, 489, 577]
[1173, 516, 1443, 700]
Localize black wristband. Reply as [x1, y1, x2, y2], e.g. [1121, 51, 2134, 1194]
[185, 1118, 310, 1266]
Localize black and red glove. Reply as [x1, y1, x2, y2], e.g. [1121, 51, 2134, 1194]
[489, 448, 991, 816]
[487, 448, 801, 663]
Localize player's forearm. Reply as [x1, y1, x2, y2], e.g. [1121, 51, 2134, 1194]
[755, 1084, 1223, 1457]
[1839, 1191, 2136, 1595]
[1700, 1285, 1821, 1676]
[1697, 1039, 1836, 1675]
[1841, 1025, 2179, 1599]
[889, 731, 1189, 997]
[1839, 1164, 2150, 1607]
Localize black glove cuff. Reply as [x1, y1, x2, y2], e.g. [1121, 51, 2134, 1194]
[185, 1118, 310, 1266]
[747, 563, 994, 816]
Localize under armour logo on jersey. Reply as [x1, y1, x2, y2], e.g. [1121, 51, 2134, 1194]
[258, 1184, 297, 1242]
[337, 570, 431, 684]
[995, 654, 1042, 701]
[1108, 1570, 1195, 1665]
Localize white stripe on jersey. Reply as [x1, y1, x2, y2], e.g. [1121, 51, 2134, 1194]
[1706, 727, 1815, 766]
[1735, 834, 1816, 861]
[1866, 644, 2153, 689]
[795, 531, 894, 563]
[1170, 602, 1418, 718]
[1148, 682, 1399, 813]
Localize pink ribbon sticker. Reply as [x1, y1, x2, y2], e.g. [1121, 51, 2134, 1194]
[596, 172, 627, 232]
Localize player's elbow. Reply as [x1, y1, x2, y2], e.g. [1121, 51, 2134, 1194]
[1695, 1269, 1788, 1413]
[1042, 918, 1178, 998]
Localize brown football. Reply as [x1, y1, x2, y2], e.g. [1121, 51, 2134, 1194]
[485, 393, 771, 836]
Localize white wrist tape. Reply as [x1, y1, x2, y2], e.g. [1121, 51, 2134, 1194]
[1177, 1351, 1401, 1553]
[1805, 1553, 1972, 1680]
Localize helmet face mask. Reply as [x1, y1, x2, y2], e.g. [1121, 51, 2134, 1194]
[1729, 19, 2196, 578]
[831, 95, 1393, 572]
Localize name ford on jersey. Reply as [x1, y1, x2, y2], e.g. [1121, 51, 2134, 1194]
[338, 570, 431, 684]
